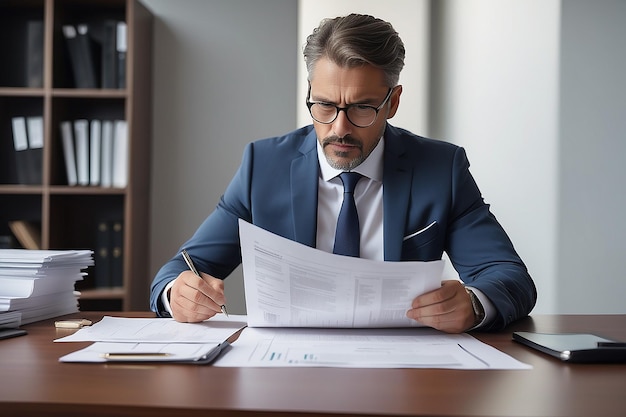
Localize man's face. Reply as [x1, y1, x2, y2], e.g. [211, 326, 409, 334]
[309, 57, 401, 171]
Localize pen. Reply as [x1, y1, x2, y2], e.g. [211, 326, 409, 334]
[181, 249, 229, 317]
[102, 352, 172, 360]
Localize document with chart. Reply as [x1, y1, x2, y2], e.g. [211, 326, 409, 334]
[213, 326, 532, 369]
[239, 219, 444, 328]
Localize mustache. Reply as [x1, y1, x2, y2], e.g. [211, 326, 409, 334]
[321, 135, 362, 148]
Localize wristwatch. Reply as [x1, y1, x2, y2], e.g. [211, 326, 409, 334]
[465, 288, 485, 327]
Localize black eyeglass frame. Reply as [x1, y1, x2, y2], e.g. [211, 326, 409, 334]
[306, 85, 394, 128]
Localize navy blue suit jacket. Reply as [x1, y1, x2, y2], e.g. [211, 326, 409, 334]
[150, 124, 536, 330]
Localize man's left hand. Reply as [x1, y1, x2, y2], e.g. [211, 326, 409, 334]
[406, 280, 476, 333]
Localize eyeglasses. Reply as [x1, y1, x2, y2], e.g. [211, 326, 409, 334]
[306, 86, 394, 128]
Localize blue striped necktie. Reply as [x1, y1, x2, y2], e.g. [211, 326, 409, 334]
[333, 172, 363, 257]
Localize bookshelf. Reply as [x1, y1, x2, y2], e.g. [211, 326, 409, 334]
[0, 0, 153, 311]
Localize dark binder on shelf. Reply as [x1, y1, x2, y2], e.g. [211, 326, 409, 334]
[116, 22, 127, 89]
[94, 220, 111, 288]
[110, 220, 124, 287]
[0, 235, 14, 249]
[62, 24, 100, 88]
[101, 20, 118, 89]
[25, 20, 44, 88]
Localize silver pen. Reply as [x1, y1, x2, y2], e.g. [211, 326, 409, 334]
[181, 249, 229, 317]
[102, 352, 172, 360]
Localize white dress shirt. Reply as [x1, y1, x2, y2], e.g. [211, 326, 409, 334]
[315, 137, 385, 260]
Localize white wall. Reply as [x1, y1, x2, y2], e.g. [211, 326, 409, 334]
[557, 1, 626, 313]
[429, 0, 626, 314]
[144, 0, 298, 314]
[428, 1, 561, 313]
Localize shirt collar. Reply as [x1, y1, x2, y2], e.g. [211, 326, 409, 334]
[317, 136, 384, 182]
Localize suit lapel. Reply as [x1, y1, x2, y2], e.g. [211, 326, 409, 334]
[290, 130, 319, 247]
[383, 126, 412, 261]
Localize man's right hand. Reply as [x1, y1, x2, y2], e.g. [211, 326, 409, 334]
[169, 270, 227, 323]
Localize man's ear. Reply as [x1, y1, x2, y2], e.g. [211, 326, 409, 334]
[386, 85, 402, 119]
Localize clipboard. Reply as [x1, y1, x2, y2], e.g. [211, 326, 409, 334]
[512, 331, 626, 363]
[100, 342, 231, 364]
[59, 341, 231, 365]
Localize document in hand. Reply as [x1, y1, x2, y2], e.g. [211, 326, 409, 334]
[238, 219, 444, 328]
[56, 315, 247, 364]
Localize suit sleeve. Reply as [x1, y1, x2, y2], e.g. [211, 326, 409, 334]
[446, 147, 537, 330]
[149, 143, 255, 316]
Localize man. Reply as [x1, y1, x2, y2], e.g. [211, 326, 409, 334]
[150, 14, 536, 333]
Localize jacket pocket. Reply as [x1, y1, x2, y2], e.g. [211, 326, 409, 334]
[401, 221, 441, 261]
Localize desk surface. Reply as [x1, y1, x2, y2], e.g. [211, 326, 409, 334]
[1, 313, 625, 417]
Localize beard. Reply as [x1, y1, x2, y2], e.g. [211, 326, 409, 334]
[321, 135, 365, 171]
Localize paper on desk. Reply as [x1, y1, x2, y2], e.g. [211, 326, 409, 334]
[213, 327, 532, 370]
[54, 315, 247, 343]
[239, 219, 444, 328]
[59, 342, 225, 363]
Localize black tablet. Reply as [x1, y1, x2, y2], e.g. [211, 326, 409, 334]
[512, 331, 626, 363]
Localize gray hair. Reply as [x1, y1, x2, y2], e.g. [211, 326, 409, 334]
[303, 14, 405, 87]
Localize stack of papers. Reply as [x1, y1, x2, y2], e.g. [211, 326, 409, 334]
[0, 249, 93, 326]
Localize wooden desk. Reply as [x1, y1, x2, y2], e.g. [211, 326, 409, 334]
[1, 313, 624, 417]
